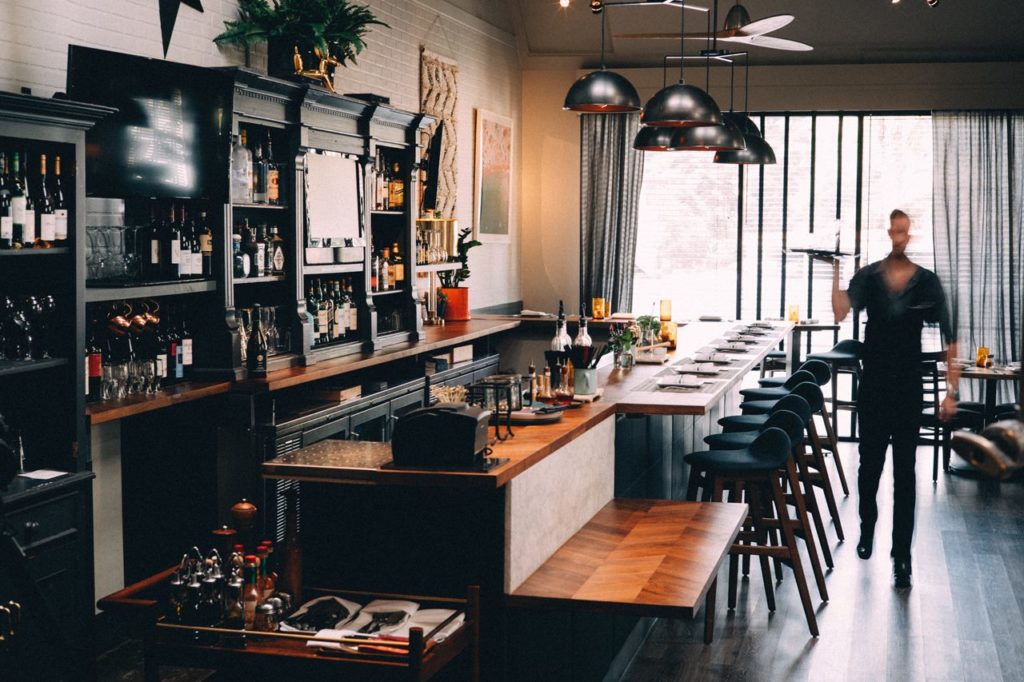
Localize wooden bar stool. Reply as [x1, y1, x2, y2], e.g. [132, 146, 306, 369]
[753, 359, 832, 391]
[685, 428, 821, 637]
[807, 339, 863, 441]
[706, 394, 835, 570]
[739, 383, 846, 542]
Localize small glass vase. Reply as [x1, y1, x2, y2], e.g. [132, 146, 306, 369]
[616, 347, 635, 370]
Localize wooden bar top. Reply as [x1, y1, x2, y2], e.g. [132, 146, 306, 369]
[236, 319, 521, 394]
[86, 380, 234, 425]
[507, 499, 747, 617]
[262, 400, 617, 489]
[602, 321, 792, 415]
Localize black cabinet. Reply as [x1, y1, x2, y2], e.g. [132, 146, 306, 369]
[0, 473, 95, 681]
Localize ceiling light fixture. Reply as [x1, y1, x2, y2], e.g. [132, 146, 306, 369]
[563, 1, 642, 112]
[640, 0, 722, 127]
[714, 53, 776, 164]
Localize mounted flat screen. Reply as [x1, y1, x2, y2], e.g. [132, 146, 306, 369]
[66, 45, 231, 199]
[305, 152, 361, 243]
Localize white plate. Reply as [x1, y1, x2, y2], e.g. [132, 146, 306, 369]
[716, 343, 750, 352]
[672, 363, 721, 376]
[692, 353, 733, 364]
[657, 377, 703, 389]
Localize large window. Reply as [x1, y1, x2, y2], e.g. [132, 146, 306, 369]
[634, 113, 937, 352]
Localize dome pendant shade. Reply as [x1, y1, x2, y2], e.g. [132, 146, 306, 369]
[673, 117, 746, 152]
[714, 133, 777, 164]
[641, 82, 724, 128]
[633, 126, 684, 151]
[724, 4, 753, 31]
[722, 111, 762, 138]
[564, 70, 642, 112]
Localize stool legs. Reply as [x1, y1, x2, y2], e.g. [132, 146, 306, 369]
[767, 471, 820, 637]
[795, 442, 834, 569]
[819, 402, 851, 495]
[806, 419, 846, 541]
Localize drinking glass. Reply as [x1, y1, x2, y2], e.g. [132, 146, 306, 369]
[787, 304, 800, 323]
[659, 299, 672, 322]
[261, 306, 278, 356]
[591, 297, 607, 320]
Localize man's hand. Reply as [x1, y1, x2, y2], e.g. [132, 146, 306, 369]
[939, 393, 958, 422]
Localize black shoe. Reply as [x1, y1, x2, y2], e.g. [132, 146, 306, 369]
[893, 559, 912, 589]
[856, 527, 874, 560]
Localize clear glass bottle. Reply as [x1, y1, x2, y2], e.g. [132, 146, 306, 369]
[231, 130, 253, 203]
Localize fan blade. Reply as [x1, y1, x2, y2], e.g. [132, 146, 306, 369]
[719, 34, 814, 51]
[731, 14, 793, 37]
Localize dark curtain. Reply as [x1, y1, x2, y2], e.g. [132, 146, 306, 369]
[932, 111, 1024, 404]
[579, 114, 645, 313]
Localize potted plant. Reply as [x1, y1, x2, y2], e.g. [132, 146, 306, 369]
[437, 228, 481, 321]
[213, 0, 387, 90]
[609, 322, 639, 370]
[634, 315, 662, 360]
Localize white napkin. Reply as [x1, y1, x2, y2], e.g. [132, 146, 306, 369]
[390, 609, 465, 643]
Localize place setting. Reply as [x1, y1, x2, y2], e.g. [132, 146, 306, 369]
[655, 375, 719, 392]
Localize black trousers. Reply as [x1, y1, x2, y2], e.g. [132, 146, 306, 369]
[856, 374, 922, 561]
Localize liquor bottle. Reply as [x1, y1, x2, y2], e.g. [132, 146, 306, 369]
[391, 242, 404, 284]
[263, 225, 275, 276]
[346, 280, 358, 333]
[0, 153, 10, 249]
[374, 155, 387, 210]
[163, 310, 179, 386]
[246, 304, 268, 376]
[255, 224, 267, 277]
[241, 219, 258, 278]
[231, 130, 253, 203]
[574, 304, 592, 348]
[180, 316, 194, 375]
[232, 234, 246, 279]
[266, 133, 280, 205]
[334, 281, 347, 340]
[85, 327, 103, 403]
[19, 153, 36, 248]
[551, 300, 572, 352]
[384, 247, 396, 289]
[387, 162, 404, 210]
[317, 279, 331, 345]
[143, 204, 161, 279]
[307, 285, 320, 342]
[35, 154, 54, 248]
[379, 249, 391, 291]
[253, 133, 268, 204]
[9, 153, 26, 248]
[198, 211, 213, 278]
[269, 225, 285, 275]
[51, 155, 68, 243]
[370, 253, 379, 292]
[154, 318, 169, 385]
[176, 205, 190, 279]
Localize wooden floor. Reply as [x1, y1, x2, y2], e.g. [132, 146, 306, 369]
[622, 442, 1024, 682]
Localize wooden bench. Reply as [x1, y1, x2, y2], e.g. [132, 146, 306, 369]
[506, 499, 747, 644]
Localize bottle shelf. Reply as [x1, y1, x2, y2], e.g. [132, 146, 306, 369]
[303, 263, 364, 276]
[0, 357, 69, 378]
[85, 379, 234, 425]
[0, 247, 72, 257]
[416, 262, 459, 272]
[234, 275, 287, 285]
[231, 203, 288, 210]
[85, 279, 217, 302]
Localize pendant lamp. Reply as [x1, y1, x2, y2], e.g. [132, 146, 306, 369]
[633, 125, 684, 151]
[564, 8, 641, 112]
[641, 2, 722, 127]
[714, 56, 776, 164]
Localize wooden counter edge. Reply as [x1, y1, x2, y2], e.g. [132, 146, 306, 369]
[87, 381, 234, 425]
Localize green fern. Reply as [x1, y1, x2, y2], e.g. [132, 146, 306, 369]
[214, 0, 388, 66]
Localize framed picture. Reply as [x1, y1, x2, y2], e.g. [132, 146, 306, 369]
[474, 109, 513, 243]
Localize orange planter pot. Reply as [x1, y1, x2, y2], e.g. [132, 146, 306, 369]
[440, 287, 470, 321]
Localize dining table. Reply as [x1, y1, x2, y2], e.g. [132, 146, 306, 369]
[941, 361, 1022, 423]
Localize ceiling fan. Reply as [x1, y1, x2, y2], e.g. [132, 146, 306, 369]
[615, 1, 814, 52]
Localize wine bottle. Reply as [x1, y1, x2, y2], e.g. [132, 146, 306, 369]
[255, 224, 267, 277]
[198, 211, 213, 278]
[163, 310, 179, 386]
[189, 213, 202, 279]
[380, 249, 391, 291]
[19, 153, 36, 248]
[246, 304, 268, 376]
[232, 234, 246, 278]
[307, 285, 320, 342]
[0, 153, 10, 249]
[85, 327, 103, 403]
[35, 154, 54, 248]
[180, 316, 194, 375]
[370, 253, 379, 292]
[51, 155, 68, 243]
[317, 279, 331, 345]
[9, 153, 25, 248]
[346, 280, 358, 333]
[253, 133, 268, 204]
[266, 133, 280, 205]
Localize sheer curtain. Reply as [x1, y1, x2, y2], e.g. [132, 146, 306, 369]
[932, 111, 1024, 404]
[579, 114, 645, 313]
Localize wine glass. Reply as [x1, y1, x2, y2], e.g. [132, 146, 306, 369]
[261, 306, 278, 356]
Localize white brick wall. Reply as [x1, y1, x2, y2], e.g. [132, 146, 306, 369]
[0, 0, 521, 308]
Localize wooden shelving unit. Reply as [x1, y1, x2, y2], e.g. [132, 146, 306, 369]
[0, 357, 70, 378]
[85, 278, 217, 302]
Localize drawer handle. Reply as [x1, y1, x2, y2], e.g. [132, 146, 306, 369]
[0, 605, 10, 641]
[23, 521, 40, 541]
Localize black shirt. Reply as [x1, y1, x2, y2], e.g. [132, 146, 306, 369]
[847, 259, 956, 379]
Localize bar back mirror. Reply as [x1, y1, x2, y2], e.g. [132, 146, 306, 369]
[304, 152, 363, 262]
